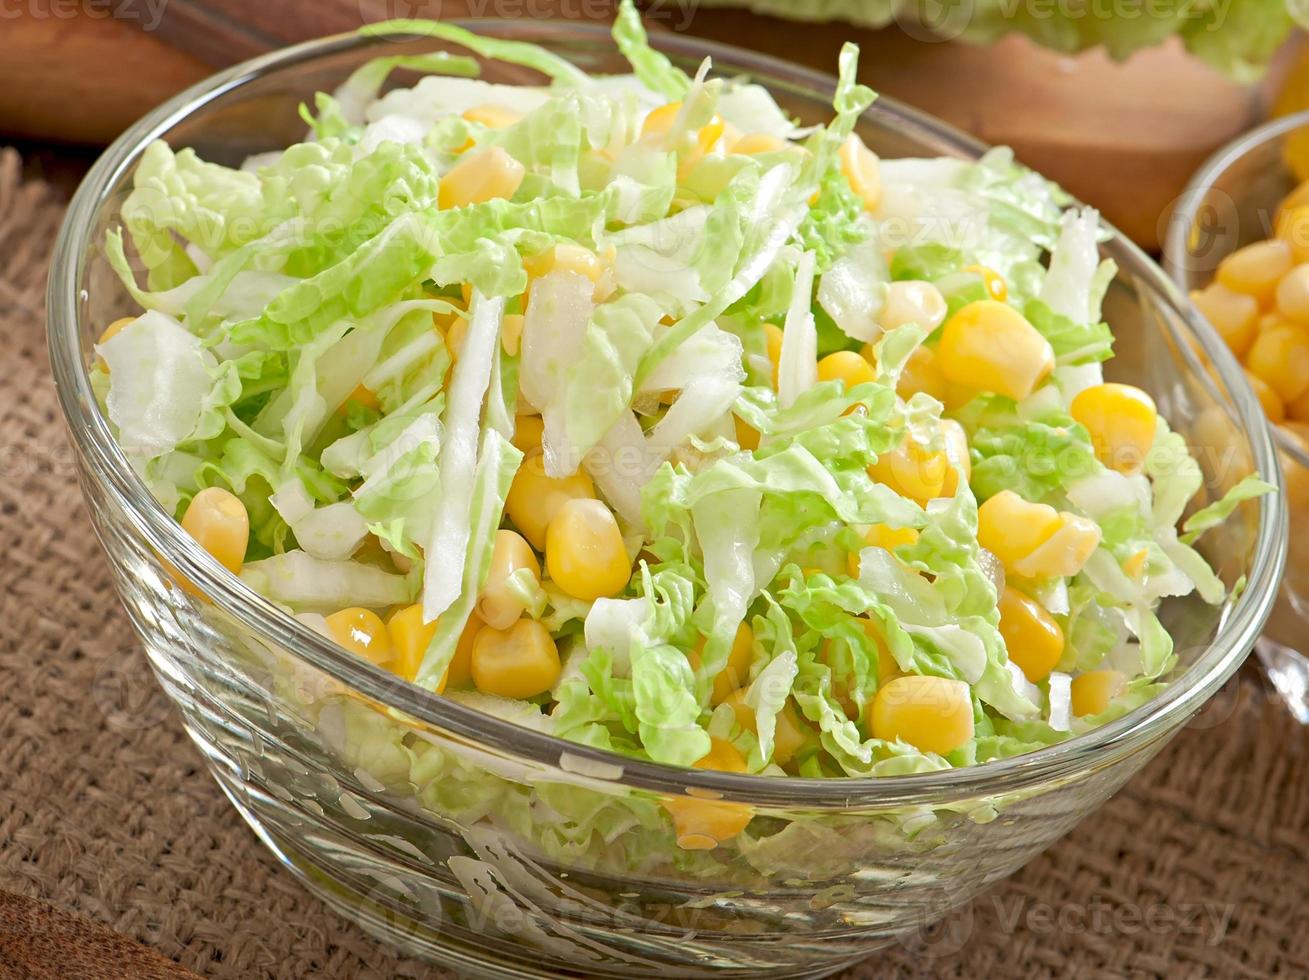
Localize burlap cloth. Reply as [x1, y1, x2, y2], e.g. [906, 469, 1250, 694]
[1, 146, 1306, 979]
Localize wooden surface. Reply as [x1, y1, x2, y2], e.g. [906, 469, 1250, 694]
[0, 3, 1293, 245]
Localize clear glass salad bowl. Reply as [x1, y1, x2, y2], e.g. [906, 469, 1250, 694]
[1165, 112, 1309, 723]
[48, 23, 1286, 979]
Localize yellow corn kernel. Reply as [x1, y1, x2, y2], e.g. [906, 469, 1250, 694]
[1122, 547, 1150, 581]
[642, 102, 725, 158]
[443, 316, 469, 362]
[892, 343, 949, 403]
[180, 487, 249, 574]
[939, 418, 971, 496]
[868, 433, 948, 505]
[476, 529, 541, 631]
[976, 490, 1063, 569]
[523, 243, 604, 285]
[687, 621, 755, 705]
[1070, 382, 1158, 474]
[1011, 512, 1102, 580]
[470, 618, 560, 699]
[447, 613, 481, 691]
[1070, 669, 1127, 718]
[964, 264, 1008, 302]
[461, 103, 521, 130]
[501, 313, 525, 357]
[817, 350, 877, 389]
[858, 617, 902, 685]
[662, 738, 753, 849]
[847, 523, 919, 576]
[734, 414, 761, 451]
[731, 131, 789, 155]
[997, 587, 1064, 683]
[1216, 239, 1293, 306]
[723, 690, 809, 766]
[325, 607, 394, 668]
[763, 322, 784, 388]
[879, 280, 947, 332]
[438, 146, 525, 210]
[1190, 281, 1260, 358]
[869, 675, 974, 756]
[1275, 205, 1309, 264]
[94, 317, 135, 371]
[505, 454, 596, 550]
[385, 604, 437, 684]
[545, 498, 632, 601]
[938, 300, 1055, 402]
[1287, 384, 1309, 422]
[1276, 264, 1309, 323]
[512, 413, 544, 456]
[346, 383, 380, 413]
[1246, 370, 1286, 422]
[1246, 323, 1309, 403]
[1279, 179, 1309, 221]
[838, 133, 881, 211]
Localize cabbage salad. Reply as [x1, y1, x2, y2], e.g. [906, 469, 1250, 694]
[94, 0, 1267, 787]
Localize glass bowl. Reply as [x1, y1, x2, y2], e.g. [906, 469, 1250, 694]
[48, 22, 1286, 979]
[1165, 112, 1309, 722]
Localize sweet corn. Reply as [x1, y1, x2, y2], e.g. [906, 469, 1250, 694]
[938, 300, 1055, 401]
[501, 313, 525, 356]
[964, 264, 1008, 302]
[731, 131, 789, 155]
[1279, 179, 1309, 220]
[1276, 265, 1309, 323]
[868, 432, 949, 505]
[1070, 669, 1126, 717]
[1275, 205, 1309, 264]
[461, 103, 521, 130]
[1122, 547, 1150, 581]
[1216, 239, 1293, 306]
[939, 418, 971, 496]
[180, 487, 249, 574]
[724, 690, 809, 766]
[1287, 384, 1309, 422]
[476, 529, 541, 630]
[325, 607, 394, 668]
[505, 454, 596, 550]
[879, 280, 948, 332]
[1246, 324, 1309, 403]
[524, 243, 605, 286]
[847, 522, 920, 576]
[1011, 512, 1102, 580]
[447, 613, 481, 690]
[838, 133, 881, 211]
[817, 350, 877, 389]
[642, 101, 725, 173]
[1246, 370, 1286, 422]
[893, 344, 949, 403]
[94, 317, 135, 371]
[346, 383, 380, 412]
[444, 316, 469, 362]
[734, 414, 761, 451]
[1190, 282, 1260, 358]
[859, 617, 901, 684]
[997, 587, 1064, 683]
[1070, 382, 1158, 474]
[545, 498, 632, 601]
[687, 622, 755, 705]
[763, 323, 784, 388]
[976, 490, 1062, 569]
[385, 604, 436, 684]
[662, 738, 753, 849]
[512, 414, 545, 455]
[438, 146, 525, 210]
[470, 618, 560, 699]
[869, 675, 974, 756]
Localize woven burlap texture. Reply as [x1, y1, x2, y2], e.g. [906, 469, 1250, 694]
[1, 147, 1306, 979]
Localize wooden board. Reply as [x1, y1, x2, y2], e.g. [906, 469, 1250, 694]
[0, 2, 1295, 247]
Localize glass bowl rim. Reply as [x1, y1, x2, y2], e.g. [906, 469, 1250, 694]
[48, 20, 1287, 810]
[1164, 107, 1309, 468]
